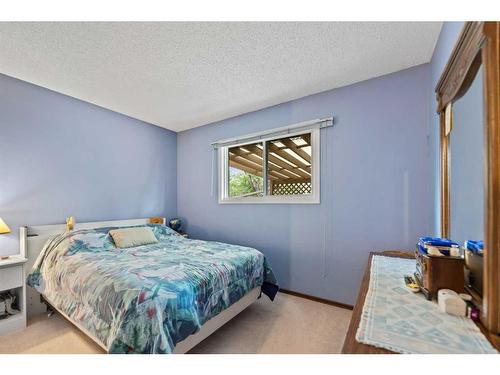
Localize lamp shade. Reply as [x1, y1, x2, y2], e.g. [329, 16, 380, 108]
[0, 217, 11, 234]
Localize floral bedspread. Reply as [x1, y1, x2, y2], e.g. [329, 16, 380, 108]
[27, 225, 278, 353]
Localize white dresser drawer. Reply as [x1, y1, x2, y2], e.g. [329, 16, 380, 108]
[0, 265, 23, 291]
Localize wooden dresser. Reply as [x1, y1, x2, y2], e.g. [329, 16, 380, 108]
[341, 251, 500, 354]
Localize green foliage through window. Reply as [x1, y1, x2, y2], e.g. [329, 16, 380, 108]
[229, 169, 263, 197]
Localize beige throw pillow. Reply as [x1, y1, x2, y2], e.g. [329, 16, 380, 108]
[109, 227, 158, 249]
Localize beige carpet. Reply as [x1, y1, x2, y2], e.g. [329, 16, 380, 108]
[0, 293, 351, 354]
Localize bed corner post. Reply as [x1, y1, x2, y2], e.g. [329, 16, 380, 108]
[19, 226, 27, 259]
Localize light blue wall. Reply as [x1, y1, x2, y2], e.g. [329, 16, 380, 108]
[428, 22, 465, 236]
[0, 24, 466, 304]
[177, 64, 433, 305]
[0, 73, 177, 256]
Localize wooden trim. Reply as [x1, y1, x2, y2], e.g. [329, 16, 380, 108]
[482, 22, 500, 334]
[435, 22, 485, 112]
[435, 21, 500, 335]
[279, 289, 353, 310]
[439, 110, 450, 238]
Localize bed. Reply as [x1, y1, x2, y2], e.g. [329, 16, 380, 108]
[22, 218, 278, 354]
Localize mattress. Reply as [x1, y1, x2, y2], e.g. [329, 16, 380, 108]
[27, 224, 278, 353]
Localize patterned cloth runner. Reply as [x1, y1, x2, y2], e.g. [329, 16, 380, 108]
[356, 255, 498, 354]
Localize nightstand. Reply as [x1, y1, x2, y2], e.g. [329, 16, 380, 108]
[0, 255, 27, 335]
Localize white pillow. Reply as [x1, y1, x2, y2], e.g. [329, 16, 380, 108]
[109, 227, 158, 249]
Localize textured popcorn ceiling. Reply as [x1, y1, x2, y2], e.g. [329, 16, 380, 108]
[0, 22, 442, 132]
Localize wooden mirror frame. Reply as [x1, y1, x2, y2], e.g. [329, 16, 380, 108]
[435, 22, 500, 336]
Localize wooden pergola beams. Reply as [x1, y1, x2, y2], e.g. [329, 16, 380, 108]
[228, 134, 312, 185]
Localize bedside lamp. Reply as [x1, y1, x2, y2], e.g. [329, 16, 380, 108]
[0, 217, 11, 260]
[0, 217, 10, 234]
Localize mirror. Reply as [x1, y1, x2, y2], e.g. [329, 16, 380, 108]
[436, 22, 500, 334]
[449, 65, 485, 245]
[449, 64, 485, 297]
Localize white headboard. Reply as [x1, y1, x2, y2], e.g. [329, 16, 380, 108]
[21, 217, 164, 318]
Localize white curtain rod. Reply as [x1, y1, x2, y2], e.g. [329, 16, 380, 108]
[211, 117, 333, 149]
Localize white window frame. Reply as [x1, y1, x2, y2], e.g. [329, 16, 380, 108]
[217, 123, 324, 204]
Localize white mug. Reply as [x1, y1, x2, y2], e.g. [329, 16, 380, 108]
[450, 247, 460, 257]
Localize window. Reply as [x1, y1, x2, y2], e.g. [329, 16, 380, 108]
[266, 135, 312, 196]
[216, 118, 331, 204]
[228, 142, 264, 198]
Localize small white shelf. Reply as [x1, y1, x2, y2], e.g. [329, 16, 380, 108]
[0, 311, 25, 336]
[0, 254, 27, 335]
[0, 255, 28, 269]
